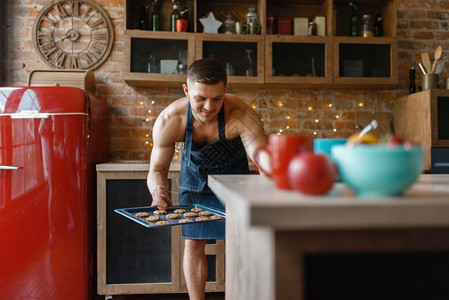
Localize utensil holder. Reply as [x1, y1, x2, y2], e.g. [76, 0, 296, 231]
[422, 73, 438, 90]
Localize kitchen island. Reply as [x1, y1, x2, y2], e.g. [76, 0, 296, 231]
[208, 174, 449, 300]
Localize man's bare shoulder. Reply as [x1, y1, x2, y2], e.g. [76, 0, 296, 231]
[224, 93, 257, 120]
[153, 97, 188, 143]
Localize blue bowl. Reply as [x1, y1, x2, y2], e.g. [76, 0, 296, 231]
[331, 145, 426, 197]
[314, 138, 348, 156]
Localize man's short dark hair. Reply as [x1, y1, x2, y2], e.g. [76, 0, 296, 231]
[187, 58, 227, 86]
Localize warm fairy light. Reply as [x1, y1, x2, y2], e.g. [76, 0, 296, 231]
[149, 141, 154, 147]
[139, 101, 144, 106]
[308, 106, 313, 111]
[151, 100, 155, 105]
[315, 119, 319, 123]
[286, 115, 291, 120]
[251, 104, 257, 109]
[358, 102, 364, 108]
[279, 129, 283, 133]
[148, 109, 152, 113]
[146, 134, 149, 137]
[286, 126, 290, 129]
[145, 141, 149, 145]
[278, 102, 283, 107]
[335, 115, 340, 119]
[328, 104, 333, 108]
[146, 117, 150, 122]
[313, 131, 317, 135]
[333, 128, 337, 132]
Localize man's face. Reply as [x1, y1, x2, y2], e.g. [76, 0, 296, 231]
[183, 81, 227, 124]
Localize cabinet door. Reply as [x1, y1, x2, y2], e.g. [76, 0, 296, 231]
[265, 35, 332, 86]
[195, 33, 265, 87]
[97, 171, 181, 294]
[123, 31, 195, 87]
[333, 37, 398, 88]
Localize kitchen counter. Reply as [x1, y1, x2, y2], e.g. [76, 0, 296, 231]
[208, 174, 449, 300]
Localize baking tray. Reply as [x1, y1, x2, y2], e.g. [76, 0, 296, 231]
[115, 204, 225, 228]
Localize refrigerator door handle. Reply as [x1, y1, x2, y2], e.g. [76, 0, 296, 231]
[0, 166, 21, 170]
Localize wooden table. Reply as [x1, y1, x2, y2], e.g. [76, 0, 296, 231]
[208, 174, 449, 300]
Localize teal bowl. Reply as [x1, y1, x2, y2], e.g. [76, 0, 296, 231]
[331, 145, 426, 197]
[314, 138, 348, 156]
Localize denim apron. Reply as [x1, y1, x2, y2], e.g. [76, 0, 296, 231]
[178, 102, 249, 239]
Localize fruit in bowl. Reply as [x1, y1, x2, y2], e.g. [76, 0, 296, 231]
[331, 144, 425, 197]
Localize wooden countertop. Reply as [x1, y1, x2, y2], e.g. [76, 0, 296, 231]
[208, 174, 449, 230]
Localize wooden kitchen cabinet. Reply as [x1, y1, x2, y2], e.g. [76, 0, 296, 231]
[123, 0, 397, 89]
[96, 163, 225, 296]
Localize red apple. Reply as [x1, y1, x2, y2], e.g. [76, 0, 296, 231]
[287, 152, 337, 195]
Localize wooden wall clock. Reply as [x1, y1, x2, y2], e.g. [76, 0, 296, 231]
[32, 0, 114, 70]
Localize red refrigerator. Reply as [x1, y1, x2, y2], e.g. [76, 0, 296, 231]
[0, 87, 109, 299]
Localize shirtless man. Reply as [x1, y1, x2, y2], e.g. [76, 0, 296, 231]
[147, 58, 267, 300]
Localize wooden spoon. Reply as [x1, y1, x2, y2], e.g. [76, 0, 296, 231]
[431, 46, 443, 74]
[421, 52, 432, 74]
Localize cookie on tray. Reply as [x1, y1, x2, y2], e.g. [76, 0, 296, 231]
[210, 214, 224, 219]
[156, 220, 171, 225]
[199, 211, 213, 216]
[191, 207, 203, 213]
[196, 216, 209, 221]
[153, 209, 167, 215]
[146, 216, 161, 222]
[166, 213, 180, 219]
[135, 212, 149, 218]
[179, 218, 193, 223]
[183, 212, 199, 218]
[174, 208, 186, 214]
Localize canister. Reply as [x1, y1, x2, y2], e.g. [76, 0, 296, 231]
[294, 18, 308, 36]
[277, 18, 292, 35]
[313, 16, 326, 36]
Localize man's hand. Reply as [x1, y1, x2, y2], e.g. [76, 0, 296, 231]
[151, 185, 173, 210]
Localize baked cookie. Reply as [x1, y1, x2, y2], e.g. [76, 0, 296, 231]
[196, 216, 209, 221]
[179, 219, 193, 223]
[210, 214, 224, 219]
[153, 210, 167, 215]
[146, 216, 161, 222]
[183, 212, 199, 218]
[156, 220, 171, 225]
[135, 212, 149, 218]
[166, 214, 180, 219]
[174, 209, 186, 214]
[191, 207, 203, 213]
[199, 211, 213, 216]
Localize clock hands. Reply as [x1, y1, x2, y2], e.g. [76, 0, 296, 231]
[55, 32, 76, 44]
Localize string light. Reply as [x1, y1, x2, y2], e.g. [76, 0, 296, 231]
[148, 109, 152, 113]
[358, 102, 364, 108]
[139, 101, 144, 106]
[313, 131, 317, 135]
[286, 126, 290, 129]
[315, 119, 319, 123]
[151, 100, 155, 105]
[333, 128, 337, 132]
[278, 102, 283, 108]
[335, 115, 340, 119]
[251, 104, 257, 109]
[308, 106, 313, 111]
[328, 104, 333, 108]
[286, 115, 291, 120]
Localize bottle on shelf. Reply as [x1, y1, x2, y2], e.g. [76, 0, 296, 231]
[224, 14, 236, 34]
[360, 14, 373, 38]
[138, 6, 149, 30]
[180, 7, 190, 32]
[349, 1, 358, 36]
[374, 14, 383, 37]
[170, 0, 180, 32]
[151, 0, 161, 31]
[409, 67, 416, 94]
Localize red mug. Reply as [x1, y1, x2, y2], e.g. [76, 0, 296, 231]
[254, 134, 313, 190]
[176, 19, 188, 32]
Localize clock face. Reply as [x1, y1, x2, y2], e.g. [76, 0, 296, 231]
[33, 0, 114, 70]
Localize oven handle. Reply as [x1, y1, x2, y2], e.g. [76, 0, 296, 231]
[0, 166, 21, 170]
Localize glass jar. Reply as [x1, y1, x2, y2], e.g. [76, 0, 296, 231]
[360, 14, 374, 38]
[246, 7, 258, 25]
[224, 14, 236, 34]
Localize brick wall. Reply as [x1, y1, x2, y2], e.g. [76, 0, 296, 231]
[1, 0, 448, 161]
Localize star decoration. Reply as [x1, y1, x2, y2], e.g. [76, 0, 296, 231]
[199, 12, 222, 34]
